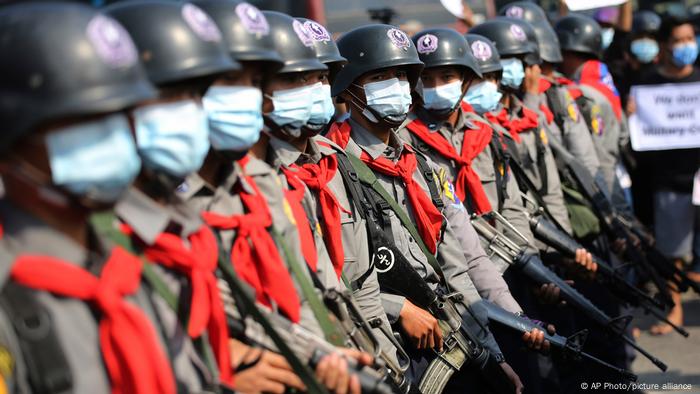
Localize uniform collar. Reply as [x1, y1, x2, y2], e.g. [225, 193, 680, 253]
[348, 118, 406, 161]
[176, 172, 215, 202]
[115, 187, 202, 246]
[0, 199, 109, 277]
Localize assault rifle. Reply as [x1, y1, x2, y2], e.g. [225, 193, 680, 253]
[471, 211, 668, 371]
[483, 301, 638, 381]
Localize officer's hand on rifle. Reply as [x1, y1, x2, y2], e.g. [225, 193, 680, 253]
[573, 248, 598, 280]
[499, 361, 525, 393]
[230, 340, 306, 394]
[521, 324, 556, 353]
[533, 283, 564, 305]
[399, 299, 444, 351]
[315, 348, 373, 394]
[523, 63, 542, 95]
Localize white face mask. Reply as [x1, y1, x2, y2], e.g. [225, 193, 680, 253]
[360, 78, 412, 123]
[421, 80, 464, 111]
[264, 84, 316, 136]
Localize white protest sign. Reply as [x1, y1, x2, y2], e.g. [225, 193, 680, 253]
[629, 82, 700, 151]
[565, 0, 626, 11]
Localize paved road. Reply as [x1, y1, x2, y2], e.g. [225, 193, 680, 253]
[631, 292, 700, 394]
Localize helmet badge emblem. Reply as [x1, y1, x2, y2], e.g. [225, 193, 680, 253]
[236, 3, 269, 35]
[387, 28, 410, 50]
[506, 6, 524, 18]
[417, 34, 439, 54]
[510, 24, 527, 41]
[182, 4, 222, 42]
[304, 21, 331, 42]
[292, 19, 315, 47]
[86, 15, 138, 68]
[471, 40, 492, 61]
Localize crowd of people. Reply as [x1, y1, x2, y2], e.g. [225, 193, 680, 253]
[0, 0, 698, 393]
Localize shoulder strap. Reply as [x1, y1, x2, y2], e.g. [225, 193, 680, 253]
[414, 151, 444, 210]
[1, 283, 73, 394]
[345, 153, 446, 282]
[270, 229, 346, 347]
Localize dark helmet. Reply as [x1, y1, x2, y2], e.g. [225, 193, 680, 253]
[555, 14, 602, 59]
[296, 18, 346, 80]
[469, 19, 539, 65]
[262, 11, 327, 74]
[498, 1, 563, 63]
[464, 34, 503, 75]
[632, 10, 662, 36]
[105, 0, 239, 86]
[193, 0, 283, 71]
[412, 28, 482, 77]
[332, 24, 424, 97]
[0, 2, 155, 151]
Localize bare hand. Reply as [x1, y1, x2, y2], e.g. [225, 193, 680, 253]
[316, 348, 373, 394]
[574, 248, 597, 279]
[533, 282, 561, 305]
[500, 361, 524, 393]
[399, 299, 444, 351]
[231, 340, 306, 394]
[521, 323, 556, 353]
[523, 64, 542, 95]
[626, 96, 636, 115]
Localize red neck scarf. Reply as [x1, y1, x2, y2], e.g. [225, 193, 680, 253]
[537, 78, 555, 125]
[405, 117, 493, 214]
[202, 158, 301, 323]
[578, 60, 623, 120]
[484, 107, 539, 143]
[121, 224, 232, 385]
[328, 122, 443, 253]
[11, 247, 176, 394]
[289, 151, 350, 278]
[280, 169, 320, 273]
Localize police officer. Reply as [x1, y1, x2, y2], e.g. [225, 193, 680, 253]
[555, 14, 632, 216]
[175, 3, 373, 392]
[499, 2, 602, 182]
[470, 19, 574, 239]
[103, 1, 240, 390]
[267, 16, 405, 373]
[399, 28, 532, 311]
[0, 3, 177, 393]
[327, 23, 524, 393]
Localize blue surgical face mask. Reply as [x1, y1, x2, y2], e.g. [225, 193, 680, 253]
[360, 78, 412, 123]
[133, 100, 211, 178]
[309, 83, 335, 126]
[422, 80, 464, 111]
[672, 42, 699, 67]
[601, 27, 615, 50]
[499, 58, 525, 89]
[203, 85, 263, 153]
[464, 81, 503, 114]
[46, 114, 141, 203]
[265, 84, 315, 135]
[630, 38, 659, 63]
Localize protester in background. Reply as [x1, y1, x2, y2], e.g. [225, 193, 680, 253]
[631, 14, 700, 335]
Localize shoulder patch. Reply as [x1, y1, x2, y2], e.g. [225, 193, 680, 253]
[590, 104, 604, 136]
[539, 128, 548, 145]
[0, 345, 13, 388]
[437, 168, 463, 209]
[282, 198, 297, 225]
[564, 91, 579, 122]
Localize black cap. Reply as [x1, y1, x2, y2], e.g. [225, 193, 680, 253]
[332, 24, 423, 96]
[262, 11, 327, 74]
[464, 34, 503, 74]
[0, 2, 156, 151]
[193, 0, 283, 71]
[632, 10, 662, 36]
[105, 0, 239, 86]
[498, 1, 563, 63]
[412, 28, 482, 77]
[555, 14, 603, 59]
